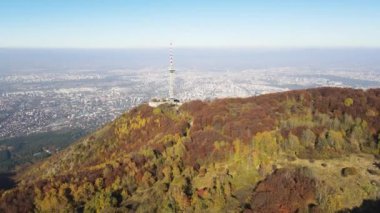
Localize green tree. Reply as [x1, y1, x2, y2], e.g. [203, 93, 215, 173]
[0, 150, 11, 161]
[344, 98, 354, 107]
[233, 139, 242, 161]
[316, 132, 329, 151]
[284, 133, 301, 154]
[75, 181, 95, 202]
[327, 130, 345, 151]
[95, 178, 104, 190]
[85, 190, 117, 212]
[252, 131, 278, 154]
[301, 129, 316, 148]
[103, 164, 113, 177]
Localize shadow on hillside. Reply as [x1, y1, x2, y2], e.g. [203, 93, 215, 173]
[338, 199, 380, 213]
[0, 173, 16, 190]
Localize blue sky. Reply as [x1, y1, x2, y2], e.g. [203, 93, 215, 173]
[0, 0, 379, 48]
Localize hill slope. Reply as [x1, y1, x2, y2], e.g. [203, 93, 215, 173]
[1, 87, 380, 212]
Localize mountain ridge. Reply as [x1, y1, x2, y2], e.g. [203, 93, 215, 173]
[1, 87, 380, 212]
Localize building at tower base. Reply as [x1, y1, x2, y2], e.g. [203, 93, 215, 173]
[148, 97, 181, 108]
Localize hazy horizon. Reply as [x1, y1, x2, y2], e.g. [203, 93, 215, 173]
[1, 48, 380, 74]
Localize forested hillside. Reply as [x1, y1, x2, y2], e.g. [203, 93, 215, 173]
[1, 87, 380, 212]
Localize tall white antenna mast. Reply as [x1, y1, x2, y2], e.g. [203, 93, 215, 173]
[168, 42, 175, 99]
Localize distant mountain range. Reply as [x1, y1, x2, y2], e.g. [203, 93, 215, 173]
[1, 87, 379, 212]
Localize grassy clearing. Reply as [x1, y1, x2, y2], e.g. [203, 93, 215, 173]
[278, 153, 380, 211]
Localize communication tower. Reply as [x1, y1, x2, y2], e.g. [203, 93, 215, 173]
[148, 42, 181, 107]
[168, 42, 175, 100]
